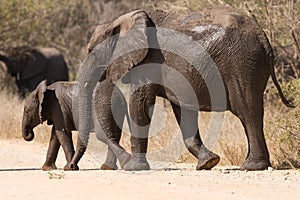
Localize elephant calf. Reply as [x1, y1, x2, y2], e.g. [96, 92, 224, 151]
[22, 80, 128, 170]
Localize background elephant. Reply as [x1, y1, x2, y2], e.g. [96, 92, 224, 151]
[71, 9, 294, 171]
[0, 46, 69, 97]
[22, 80, 129, 170]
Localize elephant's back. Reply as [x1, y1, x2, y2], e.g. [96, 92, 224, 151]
[148, 8, 258, 32]
[38, 47, 61, 58]
[150, 8, 273, 111]
[39, 47, 69, 81]
[148, 8, 269, 48]
[150, 8, 273, 76]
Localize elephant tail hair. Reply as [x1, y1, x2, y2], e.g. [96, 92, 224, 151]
[270, 62, 296, 108]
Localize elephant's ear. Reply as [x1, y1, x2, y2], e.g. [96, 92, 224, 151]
[36, 80, 47, 124]
[21, 49, 46, 80]
[107, 10, 153, 81]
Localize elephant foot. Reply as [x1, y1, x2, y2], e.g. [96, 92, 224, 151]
[241, 156, 270, 171]
[118, 152, 132, 169]
[123, 160, 150, 171]
[100, 163, 117, 170]
[196, 147, 220, 170]
[122, 155, 150, 171]
[63, 163, 79, 171]
[42, 163, 57, 171]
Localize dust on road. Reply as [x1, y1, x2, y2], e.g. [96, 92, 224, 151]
[0, 140, 299, 200]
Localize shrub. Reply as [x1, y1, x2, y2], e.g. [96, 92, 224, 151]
[264, 79, 300, 168]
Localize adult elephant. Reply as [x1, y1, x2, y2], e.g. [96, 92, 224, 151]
[0, 46, 69, 97]
[69, 9, 294, 171]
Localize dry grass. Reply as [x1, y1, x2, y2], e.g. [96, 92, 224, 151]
[0, 89, 51, 143]
[0, 90, 23, 140]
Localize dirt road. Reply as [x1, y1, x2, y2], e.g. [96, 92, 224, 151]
[0, 140, 299, 199]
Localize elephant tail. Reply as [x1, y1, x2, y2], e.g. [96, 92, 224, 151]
[270, 57, 295, 108]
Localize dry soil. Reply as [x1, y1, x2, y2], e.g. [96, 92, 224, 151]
[0, 139, 299, 200]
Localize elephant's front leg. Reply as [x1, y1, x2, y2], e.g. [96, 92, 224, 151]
[100, 119, 122, 170]
[171, 103, 220, 170]
[42, 127, 60, 171]
[94, 82, 131, 170]
[123, 85, 156, 171]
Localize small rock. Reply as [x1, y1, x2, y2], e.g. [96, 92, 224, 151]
[268, 167, 274, 171]
[222, 170, 230, 174]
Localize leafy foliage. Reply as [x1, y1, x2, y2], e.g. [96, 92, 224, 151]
[0, 0, 95, 77]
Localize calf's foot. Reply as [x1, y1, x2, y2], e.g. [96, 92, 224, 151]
[63, 163, 79, 171]
[42, 163, 57, 171]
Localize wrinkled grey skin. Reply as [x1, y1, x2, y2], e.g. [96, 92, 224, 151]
[71, 9, 294, 171]
[22, 80, 128, 170]
[0, 46, 69, 98]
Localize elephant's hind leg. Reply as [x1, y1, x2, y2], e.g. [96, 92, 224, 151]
[171, 103, 220, 170]
[100, 126, 122, 170]
[100, 147, 118, 170]
[230, 89, 270, 170]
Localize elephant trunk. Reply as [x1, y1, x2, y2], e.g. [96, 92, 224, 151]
[72, 84, 94, 164]
[22, 114, 35, 141]
[22, 124, 35, 141]
[71, 45, 109, 167]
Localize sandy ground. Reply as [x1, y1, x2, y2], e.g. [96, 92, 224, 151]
[0, 139, 299, 200]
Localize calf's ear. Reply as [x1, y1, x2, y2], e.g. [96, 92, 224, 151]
[35, 80, 47, 124]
